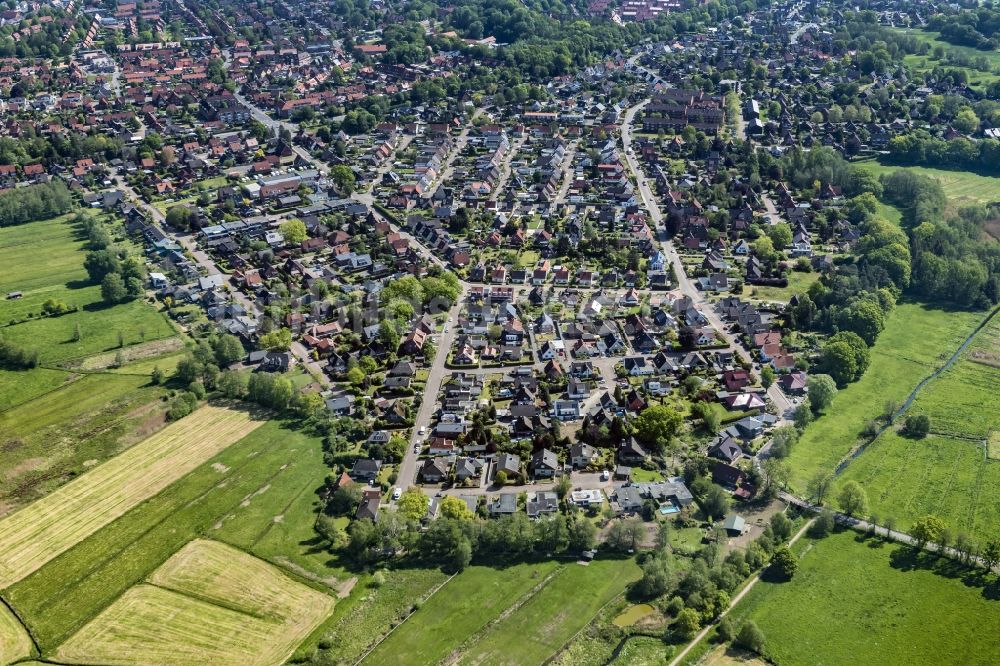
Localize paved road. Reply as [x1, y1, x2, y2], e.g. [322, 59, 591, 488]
[395, 284, 469, 491]
[761, 193, 781, 225]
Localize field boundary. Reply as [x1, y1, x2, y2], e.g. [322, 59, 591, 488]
[0, 592, 39, 660]
[543, 585, 629, 666]
[440, 566, 567, 666]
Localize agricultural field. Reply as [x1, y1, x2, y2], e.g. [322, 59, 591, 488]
[5, 419, 325, 652]
[0, 214, 175, 366]
[365, 561, 562, 666]
[719, 530, 1000, 666]
[836, 432, 1000, 542]
[835, 316, 1000, 541]
[0, 366, 73, 411]
[0, 602, 32, 664]
[0, 405, 264, 588]
[357, 558, 639, 666]
[55, 540, 335, 666]
[304, 566, 451, 664]
[454, 558, 641, 665]
[786, 303, 983, 491]
[0, 371, 171, 509]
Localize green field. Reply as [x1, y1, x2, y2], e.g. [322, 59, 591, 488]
[834, 316, 1000, 541]
[907, 316, 1000, 440]
[0, 366, 73, 411]
[0, 601, 32, 664]
[365, 561, 562, 665]
[56, 540, 336, 666]
[786, 303, 982, 491]
[893, 28, 1000, 88]
[455, 558, 640, 665]
[720, 530, 1000, 665]
[837, 432, 1000, 542]
[309, 567, 451, 664]
[746, 269, 820, 304]
[855, 160, 1000, 208]
[4, 419, 325, 652]
[0, 214, 175, 366]
[0, 372, 171, 507]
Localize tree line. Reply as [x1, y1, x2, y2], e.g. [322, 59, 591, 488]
[887, 132, 1000, 176]
[0, 181, 73, 228]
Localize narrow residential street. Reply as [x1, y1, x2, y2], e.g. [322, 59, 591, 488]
[619, 101, 794, 421]
[395, 284, 469, 491]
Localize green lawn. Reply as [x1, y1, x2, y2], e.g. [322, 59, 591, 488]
[892, 28, 1000, 88]
[786, 303, 983, 491]
[456, 558, 641, 665]
[745, 269, 820, 304]
[365, 561, 562, 666]
[855, 159, 1000, 208]
[4, 420, 330, 652]
[720, 530, 1000, 666]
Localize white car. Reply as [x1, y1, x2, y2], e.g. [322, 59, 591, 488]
[392, 487, 402, 501]
[601, 470, 611, 481]
[418, 426, 426, 435]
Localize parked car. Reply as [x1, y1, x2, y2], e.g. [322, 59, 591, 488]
[392, 487, 402, 501]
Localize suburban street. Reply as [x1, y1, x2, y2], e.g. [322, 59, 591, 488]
[619, 100, 794, 420]
[129, 54, 805, 496]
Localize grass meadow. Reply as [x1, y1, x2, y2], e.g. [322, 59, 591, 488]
[892, 28, 1000, 89]
[310, 566, 451, 664]
[0, 601, 33, 664]
[0, 214, 175, 366]
[0, 371, 172, 508]
[365, 561, 562, 665]
[55, 540, 335, 666]
[785, 303, 982, 491]
[455, 558, 640, 665]
[717, 530, 1000, 666]
[835, 316, 1000, 542]
[365, 559, 639, 664]
[855, 159, 1000, 209]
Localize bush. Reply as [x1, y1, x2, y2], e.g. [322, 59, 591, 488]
[736, 620, 765, 654]
[902, 414, 931, 438]
[808, 509, 836, 538]
[716, 615, 737, 642]
[0, 338, 40, 369]
[371, 570, 386, 588]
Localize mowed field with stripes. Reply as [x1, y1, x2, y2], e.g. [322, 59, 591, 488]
[0, 405, 339, 664]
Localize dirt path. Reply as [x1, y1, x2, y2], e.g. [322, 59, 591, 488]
[667, 518, 814, 666]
